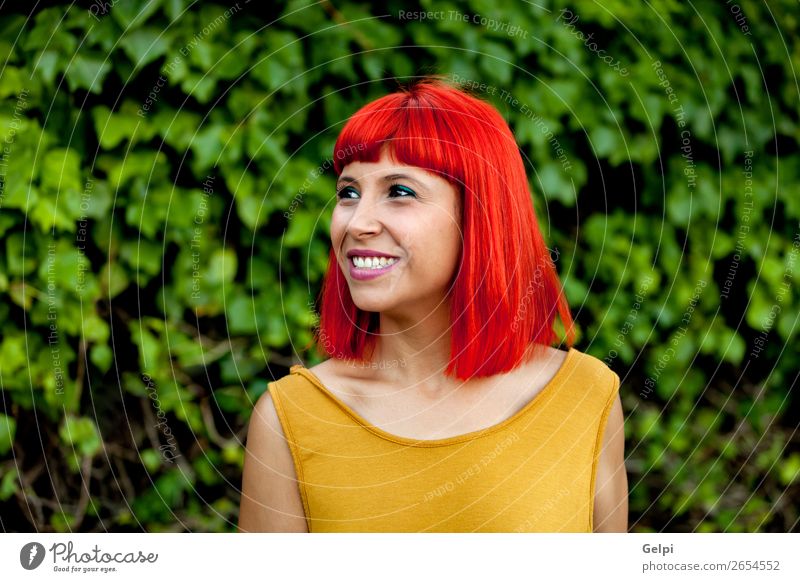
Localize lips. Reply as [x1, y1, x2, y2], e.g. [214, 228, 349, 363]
[346, 249, 399, 259]
[348, 256, 400, 281]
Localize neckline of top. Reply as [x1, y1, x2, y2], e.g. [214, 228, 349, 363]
[288, 347, 579, 448]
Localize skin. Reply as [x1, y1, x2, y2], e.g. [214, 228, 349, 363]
[329, 148, 464, 393]
[593, 393, 629, 532]
[239, 150, 628, 532]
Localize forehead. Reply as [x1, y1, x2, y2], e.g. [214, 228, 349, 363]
[339, 153, 442, 182]
[339, 154, 428, 178]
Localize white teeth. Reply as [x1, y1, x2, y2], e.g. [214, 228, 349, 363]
[351, 256, 397, 269]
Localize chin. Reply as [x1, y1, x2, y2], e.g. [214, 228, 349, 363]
[350, 297, 392, 313]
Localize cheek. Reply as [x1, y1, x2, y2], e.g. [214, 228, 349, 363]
[438, 221, 463, 280]
[436, 212, 463, 259]
[410, 221, 462, 275]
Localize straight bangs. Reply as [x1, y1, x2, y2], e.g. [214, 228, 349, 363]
[332, 90, 467, 189]
[314, 79, 575, 379]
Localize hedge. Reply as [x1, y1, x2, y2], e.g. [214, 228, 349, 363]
[0, 0, 797, 532]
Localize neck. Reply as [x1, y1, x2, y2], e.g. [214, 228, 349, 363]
[368, 299, 457, 393]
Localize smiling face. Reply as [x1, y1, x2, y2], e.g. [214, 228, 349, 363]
[330, 150, 463, 323]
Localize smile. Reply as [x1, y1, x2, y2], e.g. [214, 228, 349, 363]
[348, 256, 399, 280]
[351, 256, 397, 269]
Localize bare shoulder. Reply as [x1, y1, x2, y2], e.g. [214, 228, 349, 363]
[307, 357, 353, 382]
[514, 345, 570, 387]
[306, 358, 339, 383]
[535, 345, 570, 371]
[238, 389, 308, 533]
[565, 347, 616, 380]
[309, 356, 374, 378]
[307, 357, 378, 395]
[593, 389, 628, 532]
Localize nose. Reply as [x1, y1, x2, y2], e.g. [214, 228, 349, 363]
[346, 194, 384, 239]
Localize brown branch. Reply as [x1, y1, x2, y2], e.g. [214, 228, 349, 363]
[111, 455, 136, 501]
[105, 441, 139, 462]
[14, 488, 42, 530]
[71, 455, 93, 530]
[140, 398, 163, 453]
[74, 338, 86, 411]
[199, 397, 235, 448]
[268, 352, 301, 368]
[320, 0, 374, 51]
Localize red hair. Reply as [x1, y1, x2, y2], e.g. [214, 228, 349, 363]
[313, 77, 575, 379]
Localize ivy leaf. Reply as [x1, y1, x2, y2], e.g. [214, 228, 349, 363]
[100, 261, 129, 299]
[111, 0, 164, 29]
[206, 247, 237, 285]
[64, 54, 112, 94]
[120, 28, 171, 69]
[59, 415, 102, 457]
[0, 414, 16, 455]
[283, 210, 316, 248]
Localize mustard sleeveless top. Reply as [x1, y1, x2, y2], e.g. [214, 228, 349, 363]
[267, 347, 621, 533]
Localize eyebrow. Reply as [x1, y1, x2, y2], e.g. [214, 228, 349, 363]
[336, 173, 426, 188]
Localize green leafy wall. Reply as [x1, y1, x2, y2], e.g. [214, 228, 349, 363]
[0, 0, 797, 531]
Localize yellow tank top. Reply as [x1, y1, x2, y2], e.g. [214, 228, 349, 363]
[267, 347, 621, 532]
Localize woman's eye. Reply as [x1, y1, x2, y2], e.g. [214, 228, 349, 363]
[336, 186, 358, 200]
[389, 184, 416, 198]
[336, 184, 416, 201]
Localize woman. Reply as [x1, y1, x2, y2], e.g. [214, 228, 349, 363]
[239, 77, 627, 533]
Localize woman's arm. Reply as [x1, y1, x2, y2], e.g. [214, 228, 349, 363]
[593, 392, 629, 532]
[238, 391, 309, 532]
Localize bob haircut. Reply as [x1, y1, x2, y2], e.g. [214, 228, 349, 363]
[313, 76, 575, 380]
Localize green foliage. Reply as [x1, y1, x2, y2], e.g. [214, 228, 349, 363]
[0, 414, 15, 455]
[0, 0, 797, 532]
